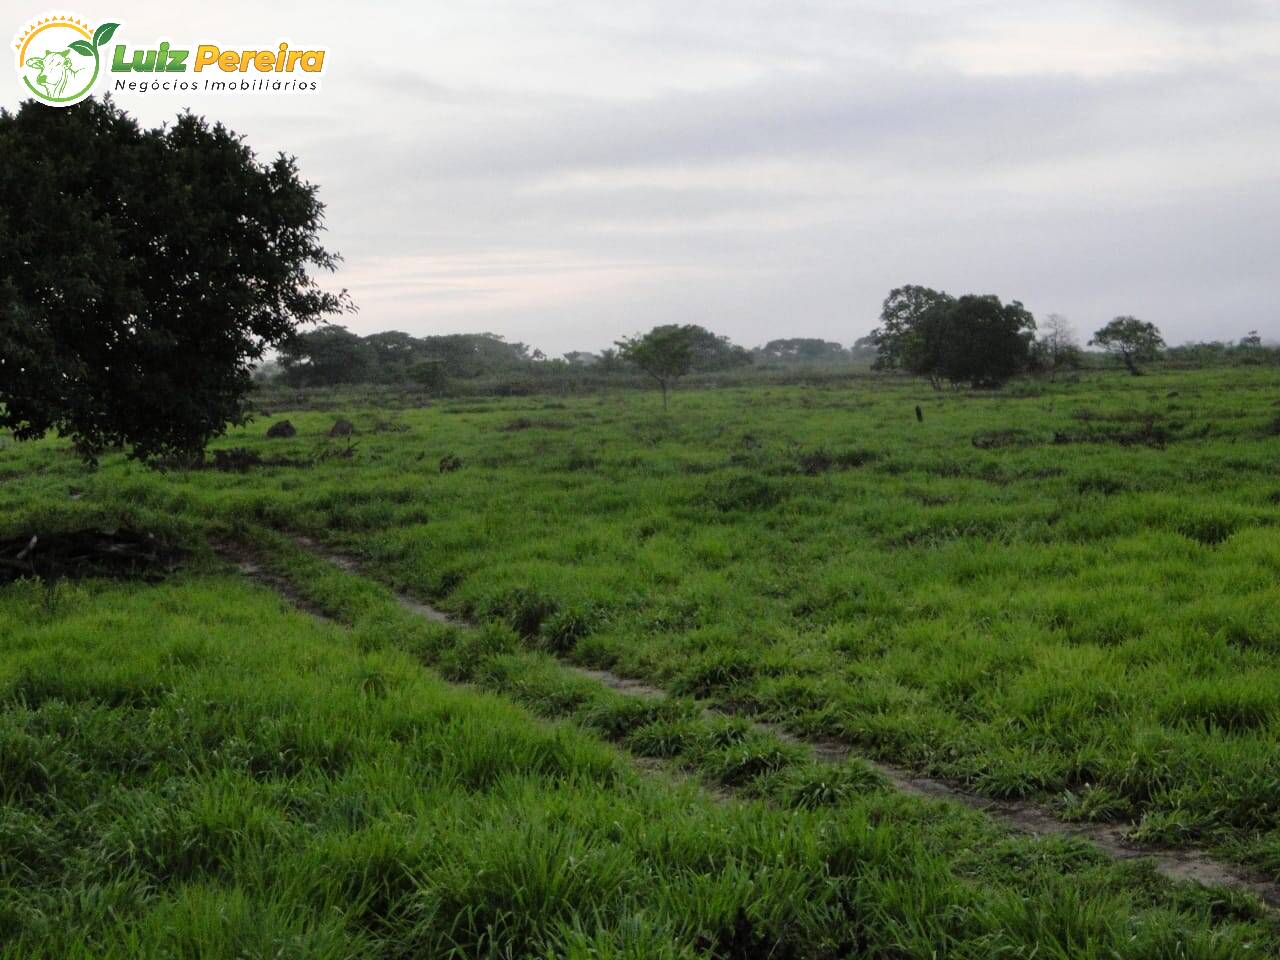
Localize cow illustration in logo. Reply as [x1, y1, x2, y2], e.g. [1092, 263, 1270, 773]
[13, 15, 118, 106]
[25, 48, 81, 98]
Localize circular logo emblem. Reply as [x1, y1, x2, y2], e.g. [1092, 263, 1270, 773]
[14, 14, 118, 106]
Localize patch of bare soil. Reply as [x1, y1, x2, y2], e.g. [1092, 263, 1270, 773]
[211, 542, 333, 622]
[0, 528, 184, 584]
[151, 444, 357, 473]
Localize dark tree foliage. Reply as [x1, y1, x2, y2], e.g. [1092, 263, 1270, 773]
[868, 285, 1034, 388]
[869, 285, 955, 371]
[0, 97, 350, 460]
[684, 325, 753, 373]
[276, 327, 535, 387]
[277, 324, 373, 386]
[365, 330, 425, 380]
[926, 295, 1036, 388]
[408, 358, 449, 392]
[420, 333, 533, 379]
[1090, 316, 1165, 375]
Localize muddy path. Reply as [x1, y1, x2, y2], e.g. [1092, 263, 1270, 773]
[252, 535, 1280, 909]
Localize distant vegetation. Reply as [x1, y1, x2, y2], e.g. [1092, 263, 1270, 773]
[261, 288, 1276, 406]
[259, 317, 1277, 403]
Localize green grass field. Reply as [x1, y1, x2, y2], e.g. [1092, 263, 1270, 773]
[3, 366, 1280, 955]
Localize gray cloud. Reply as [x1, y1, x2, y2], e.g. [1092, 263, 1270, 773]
[5, 0, 1277, 351]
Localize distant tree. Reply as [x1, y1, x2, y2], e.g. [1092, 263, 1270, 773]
[278, 330, 556, 385]
[417, 333, 530, 378]
[1240, 330, 1263, 349]
[849, 334, 879, 362]
[364, 331, 423, 382]
[596, 348, 622, 374]
[869, 285, 955, 372]
[279, 325, 374, 386]
[1166, 340, 1227, 366]
[0, 97, 349, 460]
[1090, 316, 1165, 375]
[408, 358, 448, 393]
[755, 338, 847, 365]
[683, 326, 753, 373]
[616, 324, 702, 409]
[1033, 313, 1083, 379]
[925, 295, 1036, 388]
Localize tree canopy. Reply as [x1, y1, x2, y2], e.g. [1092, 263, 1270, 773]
[0, 97, 349, 460]
[1090, 316, 1165, 375]
[615, 326, 695, 409]
[611, 327, 696, 409]
[868, 286, 1035, 388]
[928, 295, 1036, 387]
[277, 328, 536, 387]
[685, 326, 753, 373]
[870, 285, 955, 373]
[754, 338, 848, 365]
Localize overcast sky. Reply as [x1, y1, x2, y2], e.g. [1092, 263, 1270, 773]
[9, 1, 1279, 353]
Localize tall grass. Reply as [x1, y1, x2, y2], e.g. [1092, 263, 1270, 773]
[3, 367, 1280, 878]
[0, 573, 1274, 956]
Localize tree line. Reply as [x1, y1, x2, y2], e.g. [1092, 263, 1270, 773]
[274, 291, 1272, 398]
[3, 98, 1274, 462]
[269, 306, 1273, 400]
[865, 286, 1272, 386]
[273, 323, 758, 391]
[869, 285, 1176, 386]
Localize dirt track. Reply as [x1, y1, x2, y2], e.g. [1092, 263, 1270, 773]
[229, 534, 1280, 910]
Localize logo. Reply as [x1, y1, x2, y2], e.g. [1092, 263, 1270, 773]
[14, 13, 327, 105]
[14, 14, 118, 106]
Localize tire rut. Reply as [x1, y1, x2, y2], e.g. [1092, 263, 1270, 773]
[278, 535, 1280, 909]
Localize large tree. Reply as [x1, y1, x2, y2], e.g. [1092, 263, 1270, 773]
[928, 295, 1036, 388]
[865, 288, 1034, 389]
[0, 97, 349, 460]
[869, 286, 1034, 388]
[1090, 316, 1164, 375]
[869, 285, 955, 372]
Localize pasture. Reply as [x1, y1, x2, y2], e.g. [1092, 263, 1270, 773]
[3, 365, 1280, 956]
